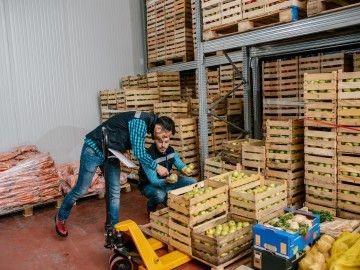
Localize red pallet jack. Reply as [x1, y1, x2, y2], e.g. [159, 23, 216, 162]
[101, 127, 191, 270]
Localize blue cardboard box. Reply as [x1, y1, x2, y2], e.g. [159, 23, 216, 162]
[253, 208, 320, 259]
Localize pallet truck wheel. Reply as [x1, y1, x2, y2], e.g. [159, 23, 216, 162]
[109, 254, 133, 270]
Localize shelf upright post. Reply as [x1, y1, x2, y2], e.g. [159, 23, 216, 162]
[251, 57, 262, 139]
[242, 46, 253, 138]
[195, 0, 208, 180]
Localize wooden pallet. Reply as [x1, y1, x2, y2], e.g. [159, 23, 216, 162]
[204, 5, 303, 40]
[307, 0, 360, 17]
[338, 70, 360, 100]
[0, 196, 63, 217]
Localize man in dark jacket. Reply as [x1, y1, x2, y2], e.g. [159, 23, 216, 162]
[55, 112, 173, 237]
[138, 127, 196, 213]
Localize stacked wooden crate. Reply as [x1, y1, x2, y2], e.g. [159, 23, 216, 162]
[148, 72, 181, 102]
[204, 157, 237, 178]
[150, 208, 170, 243]
[168, 179, 229, 255]
[208, 116, 229, 156]
[320, 52, 352, 73]
[207, 67, 220, 97]
[337, 70, 360, 219]
[303, 72, 338, 216]
[154, 101, 189, 118]
[99, 89, 125, 122]
[180, 71, 196, 99]
[242, 140, 266, 172]
[172, 118, 199, 176]
[266, 119, 305, 208]
[307, 0, 359, 17]
[220, 63, 244, 97]
[147, 0, 194, 67]
[229, 177, 287, 223]
[124, 87, 159, 112]
[190, 97, 227, 116]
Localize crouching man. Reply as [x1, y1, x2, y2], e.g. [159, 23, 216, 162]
[138, 128, 196, 214]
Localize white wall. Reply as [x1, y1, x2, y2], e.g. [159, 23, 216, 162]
[0, 0, 145, 163]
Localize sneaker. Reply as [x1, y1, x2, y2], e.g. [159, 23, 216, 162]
[54, 215, 68, 237]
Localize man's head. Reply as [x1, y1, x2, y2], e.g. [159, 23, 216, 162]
[154, 135, 171, 154]
[153, 116, 176, 140]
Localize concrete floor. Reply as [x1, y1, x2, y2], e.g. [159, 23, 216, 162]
[0, 186, 207, 270]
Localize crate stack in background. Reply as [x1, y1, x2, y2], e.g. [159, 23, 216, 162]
[99, 89, 125, 122]
[303, 72, 338, 216]
[337, 70, 360, 219]
[204, 157, 237, 178]
[146, 0, 194, 67]
[208, 116, 229, 156]
[241, 139, 265, 172]
[180, 71, 196, 99]
[354, 52, 360, 71]
[148, 72, 181, 102]
[265, 119, 305, 208]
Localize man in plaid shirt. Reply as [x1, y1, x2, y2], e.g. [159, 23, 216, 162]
[55, 111, 173, 238]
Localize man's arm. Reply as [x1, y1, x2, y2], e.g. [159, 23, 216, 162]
[142, 165, 166, 188]
[128, 119, 157, 170]
[173, 151, 186, 172]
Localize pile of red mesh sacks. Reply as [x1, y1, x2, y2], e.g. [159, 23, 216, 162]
[57, 162, 129, 195]
[57, 161, 105, 194]
[0, 151, 61, 215]
[0, 145, 39, 172]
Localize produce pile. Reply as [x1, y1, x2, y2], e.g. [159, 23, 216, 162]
[204, 219, 250, 237]
[299, 232, 360, 270]
[268, 148, 302, 164]
[57, 161, 105, 194]
[0, 145, 39, 172]
[0, 154, 61, 213]
[215, 171, 255, 183]
[267, 213, 313, 236]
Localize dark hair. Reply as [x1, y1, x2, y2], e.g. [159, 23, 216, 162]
[156, 116, 176, 135]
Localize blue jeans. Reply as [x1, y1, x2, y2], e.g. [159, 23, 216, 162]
[142, 176, 196, 212]
[58, 144, 121, 226]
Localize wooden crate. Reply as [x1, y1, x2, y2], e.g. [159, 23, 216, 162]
[266, 143, 304, 171]
[266, 168, 303, 182]
[304, 126, 337, 157]
[222, 139, 259, 164]
[229, 179, 287, 221]
[307, 0, 360, 17]
[169, 218, 192, 255]
[221, 0, 243, 25]
[263, 105, 301, 121]
[303, 71, 338, 101]
[207, 67, 220, 97]
[337, 182, 360, 215]
[191, 98, 227, 116]
[320, 52, 351, 73]
[220, 64, 234, 96]
[338, 70, 360, 100]
[279, 57, 299, 102]
[205, 157, 237, 178]
[154, 101, 189, 118]
[304, 100, 337, 125]
[150, 208, 169, 244]
[227, 98, 243, 116]
[266, 119, 304, 144]
[202, 0, 222, 31]
[209, 169, 263, 190]
[192, 213, 253, 266]
[242, 140, 265, 171]
[124, 88, 159, 111]
[180, 71, 196, 99]
[337, 127, 360, 154]
[304, 202, 337, 217]
[354, 53, 360, 72]
[338, 154, 360, 185]
[305, 179, 337, 208]
[262, 60, 279, 100]
[305, 154, 337, 184]
[338, 100, 360, 126]
[147, 72, 181, 101]
[168, 179, 229, 227]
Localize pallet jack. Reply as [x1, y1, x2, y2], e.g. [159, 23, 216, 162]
[101, 127, 191, 270]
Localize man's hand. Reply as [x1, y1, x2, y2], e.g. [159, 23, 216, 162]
[157, 165, 169, 177]
[182, 166, 191, 176]
[123, 150, 131, 160]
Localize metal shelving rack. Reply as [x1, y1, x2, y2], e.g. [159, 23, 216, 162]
[146, 1, 360, 178]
